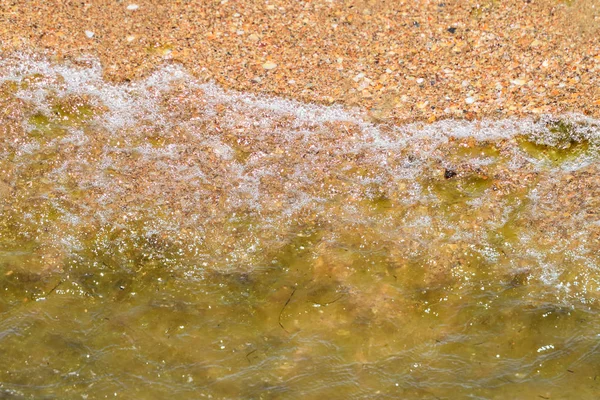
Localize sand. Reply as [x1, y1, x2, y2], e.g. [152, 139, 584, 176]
[0, 0, 599, 122]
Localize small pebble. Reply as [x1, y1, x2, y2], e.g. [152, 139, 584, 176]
[85, 31, 95, 38]
[353, 72, 365, 82]
[416, 78, 424, 84]
[126, 4, 139, 10]
[530, 39, 542, 47]
[465, 96, 475, 104]
[262, 61, 277, 70]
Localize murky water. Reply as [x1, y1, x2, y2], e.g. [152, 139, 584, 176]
[1, 55, 600, 399]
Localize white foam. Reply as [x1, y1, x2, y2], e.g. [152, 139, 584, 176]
[2, 54, 600, 303]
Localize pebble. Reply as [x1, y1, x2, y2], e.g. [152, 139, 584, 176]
[262, 61, 277, 70]
[465, 96, 475, 104]
[85, 31, 94, 39]
[126, 4, 139, 11]
[353, 72, 365, 82]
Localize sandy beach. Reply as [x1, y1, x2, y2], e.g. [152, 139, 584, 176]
[1, 0, 598, 123]
[3, 2, 600, 399]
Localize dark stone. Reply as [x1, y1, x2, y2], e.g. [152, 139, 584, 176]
[444, 169, 457, 179]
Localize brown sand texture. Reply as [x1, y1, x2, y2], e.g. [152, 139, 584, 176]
[1, 0, 599, 122]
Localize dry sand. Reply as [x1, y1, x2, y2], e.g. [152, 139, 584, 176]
[1, 0, 599, 122]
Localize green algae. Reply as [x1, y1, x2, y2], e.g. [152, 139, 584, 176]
[28, 112, 68, 139]
[20, 73, 47, 88]
[452, 141, 501, 161]
[52, 102, 95, 126]
[489, 192, 531, 246]
[362, 187, 393, 213]
[518, 120, 591, 165]
[0, 80, 19, 98]
[426, 172, 493, 221]
[27, 97, 96, 140]
[147, 134, 167, 148]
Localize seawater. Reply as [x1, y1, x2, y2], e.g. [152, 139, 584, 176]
[1, 55, 600, 399]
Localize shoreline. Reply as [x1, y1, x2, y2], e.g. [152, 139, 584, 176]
[1, 0, 599, 123]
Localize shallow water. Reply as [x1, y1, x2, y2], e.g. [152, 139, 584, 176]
[1, 55, 600, 399]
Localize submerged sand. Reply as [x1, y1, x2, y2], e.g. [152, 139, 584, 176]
[1, 0, 599, 123]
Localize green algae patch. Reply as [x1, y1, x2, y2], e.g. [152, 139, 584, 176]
[426, 172, 493, 213]
[518, 120, 592, 165]
[493, 217, 524, 245]
[452, 141, 502, 162]
[28, 112, 68, 139]
[19, 73, 47, 89]
[359, 184, 394, 213]
[147, 134, 168, 148]
[52, 102, 95, 126]
[518, 137, 589, 164]
[0, 80, 19, 99]
[27, 96, 97, 139]
[271, 226, 323, 271]
[488, 193, 531, 246]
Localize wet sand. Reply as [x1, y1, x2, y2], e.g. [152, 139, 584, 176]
[1, 0, 599, 123]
